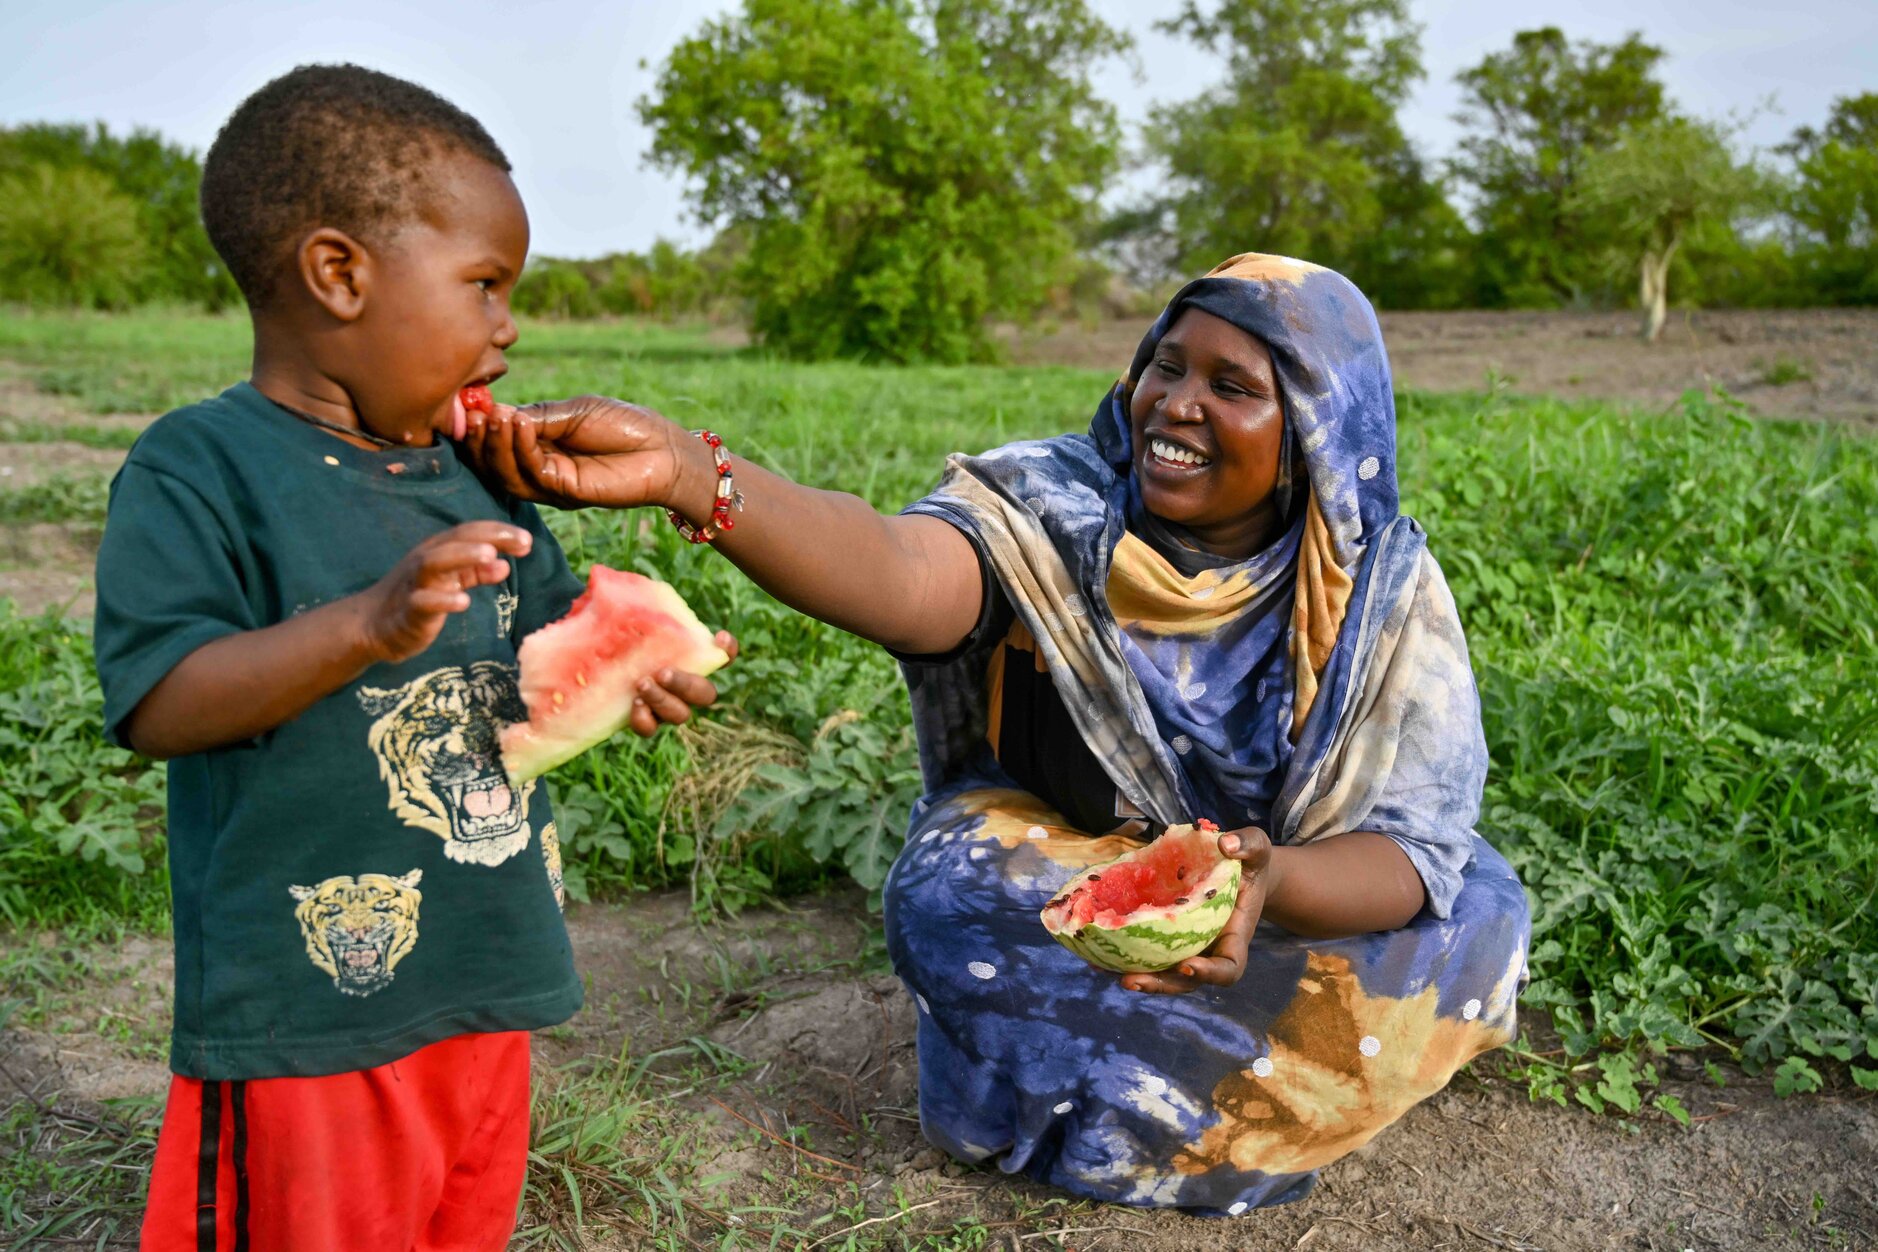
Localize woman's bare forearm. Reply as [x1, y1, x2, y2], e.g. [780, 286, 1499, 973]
[1262, 832, 1426, 938]
[668, 439, 983, 655]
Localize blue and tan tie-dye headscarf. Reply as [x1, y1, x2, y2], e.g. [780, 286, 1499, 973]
[900, 254, 1486, 915]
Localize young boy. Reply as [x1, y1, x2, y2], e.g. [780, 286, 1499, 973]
[95, 65, 731, 1251]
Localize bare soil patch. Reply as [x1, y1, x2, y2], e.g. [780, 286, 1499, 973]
[0, 520, 101, 619]
[6, 891, 1872, 1249]
[0, 442, 125, 488]
[1008, 307, 1878, 426]
[0, 370, 142, 618]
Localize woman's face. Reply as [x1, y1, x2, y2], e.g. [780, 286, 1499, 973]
[1128, 308, 1286, 557]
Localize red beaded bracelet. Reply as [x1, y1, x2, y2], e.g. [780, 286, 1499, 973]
[665, 429, 743, 544]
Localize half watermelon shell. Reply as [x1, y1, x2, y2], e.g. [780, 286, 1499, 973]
[499, 565, 729, 782]
[1039, 822, 1241, 973]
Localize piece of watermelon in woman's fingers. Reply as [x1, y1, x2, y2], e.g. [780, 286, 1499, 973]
[453, 384, 494, 442]
[499, 565, 731, 781]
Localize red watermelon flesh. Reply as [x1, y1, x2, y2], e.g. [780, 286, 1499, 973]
[1057, 830, 1226, 928]
[1039, 823, 1240, 972]
[499, 566, 729, 782]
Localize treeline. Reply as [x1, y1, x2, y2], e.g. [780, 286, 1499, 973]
[0, 123, 237, 309]
[509, 237, 743, 321]
[3, 0, 1875, 361]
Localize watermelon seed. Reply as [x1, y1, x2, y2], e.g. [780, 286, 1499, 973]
[1175, 897, 1189, 905]
[1205, 889, 1217, 899]
[1177, 867, 1187, 880]
[1088, 874, 1100, 881]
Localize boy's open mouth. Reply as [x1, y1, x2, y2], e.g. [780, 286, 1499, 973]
[446, 374, 504, 440]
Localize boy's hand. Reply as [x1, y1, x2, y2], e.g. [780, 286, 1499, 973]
[464, 396, 696, 513]
[1120, 826, 1277, 996]
[358, 522, 533, 663]
[624, 632, 741, 737]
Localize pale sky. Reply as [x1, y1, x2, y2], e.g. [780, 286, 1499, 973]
[3, 0, 1872, 258]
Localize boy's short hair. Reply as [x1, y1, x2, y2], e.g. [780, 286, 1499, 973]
[201, 64, 510, 307]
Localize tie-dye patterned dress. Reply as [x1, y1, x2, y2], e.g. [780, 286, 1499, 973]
[882, 256, 1530, 1212]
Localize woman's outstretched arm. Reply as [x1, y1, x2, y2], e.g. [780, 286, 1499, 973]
[465, 395, 985, 656]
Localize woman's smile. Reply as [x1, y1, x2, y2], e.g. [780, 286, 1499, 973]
[1145, 433, 1214, 474]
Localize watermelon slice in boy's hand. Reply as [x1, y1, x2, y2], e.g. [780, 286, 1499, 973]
[499, 566, 730, 782]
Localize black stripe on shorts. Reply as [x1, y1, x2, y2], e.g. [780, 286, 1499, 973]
[231, 1080, 251, 1252]
[196, 1079, 221, 1252]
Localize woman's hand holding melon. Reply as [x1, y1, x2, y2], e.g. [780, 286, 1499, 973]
[462, 394, 703, 516]
[1121, 826, 1277, 996]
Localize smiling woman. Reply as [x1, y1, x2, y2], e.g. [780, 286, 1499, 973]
[1131, 308, 1288, 557]
[470, 251, 1531, 1214]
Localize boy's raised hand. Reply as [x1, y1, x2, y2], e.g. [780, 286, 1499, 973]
[360, 522, 532, 663]
[464, 396, 687, 512]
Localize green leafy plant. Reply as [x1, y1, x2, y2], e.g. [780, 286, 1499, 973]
[0, 606, 169, 930]
[1773, 1056, 1824, 1098]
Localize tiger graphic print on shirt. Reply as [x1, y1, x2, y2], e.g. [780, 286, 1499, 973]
[357, 662, 535, 868]
[288, 870, 423, 997]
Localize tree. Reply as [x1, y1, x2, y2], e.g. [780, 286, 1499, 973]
[1573, 116, 1767, 341]
[0, 163, 149, 307]
[640, 0, 1127, 363]
[1780, 93, 1878, 304]
[1136, 0, 1455, 298]
[0, 122, 236, 309]
[1450, 28, 1667, 306]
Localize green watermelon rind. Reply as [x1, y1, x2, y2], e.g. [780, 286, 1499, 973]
[1049, 884, 1238, 973]
[1040, 829, 1242, 974]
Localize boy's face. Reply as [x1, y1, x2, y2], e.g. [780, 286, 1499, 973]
[349, 152, 528, 445]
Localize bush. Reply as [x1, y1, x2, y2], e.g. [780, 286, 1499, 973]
[0, 164, 150, 308]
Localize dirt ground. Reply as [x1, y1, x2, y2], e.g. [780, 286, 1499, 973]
[4, 890, 1874, 1249]
[1009, 307, 1878, 427]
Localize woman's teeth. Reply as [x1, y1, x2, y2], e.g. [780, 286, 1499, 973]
[1151, 438, 1211, 467]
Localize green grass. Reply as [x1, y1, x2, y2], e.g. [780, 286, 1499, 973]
[0, 473, 111, 526]
[0, 1086, 159, 1246]
[1758, 355, 1815, 387]
[1, 309, 1874, 1098]
[0, 418, 145, 450]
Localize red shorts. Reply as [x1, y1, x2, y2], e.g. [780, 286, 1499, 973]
[141, 1031, 530, 1252]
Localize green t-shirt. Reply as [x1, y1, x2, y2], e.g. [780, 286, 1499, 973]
[94, 382, 586, 1080]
